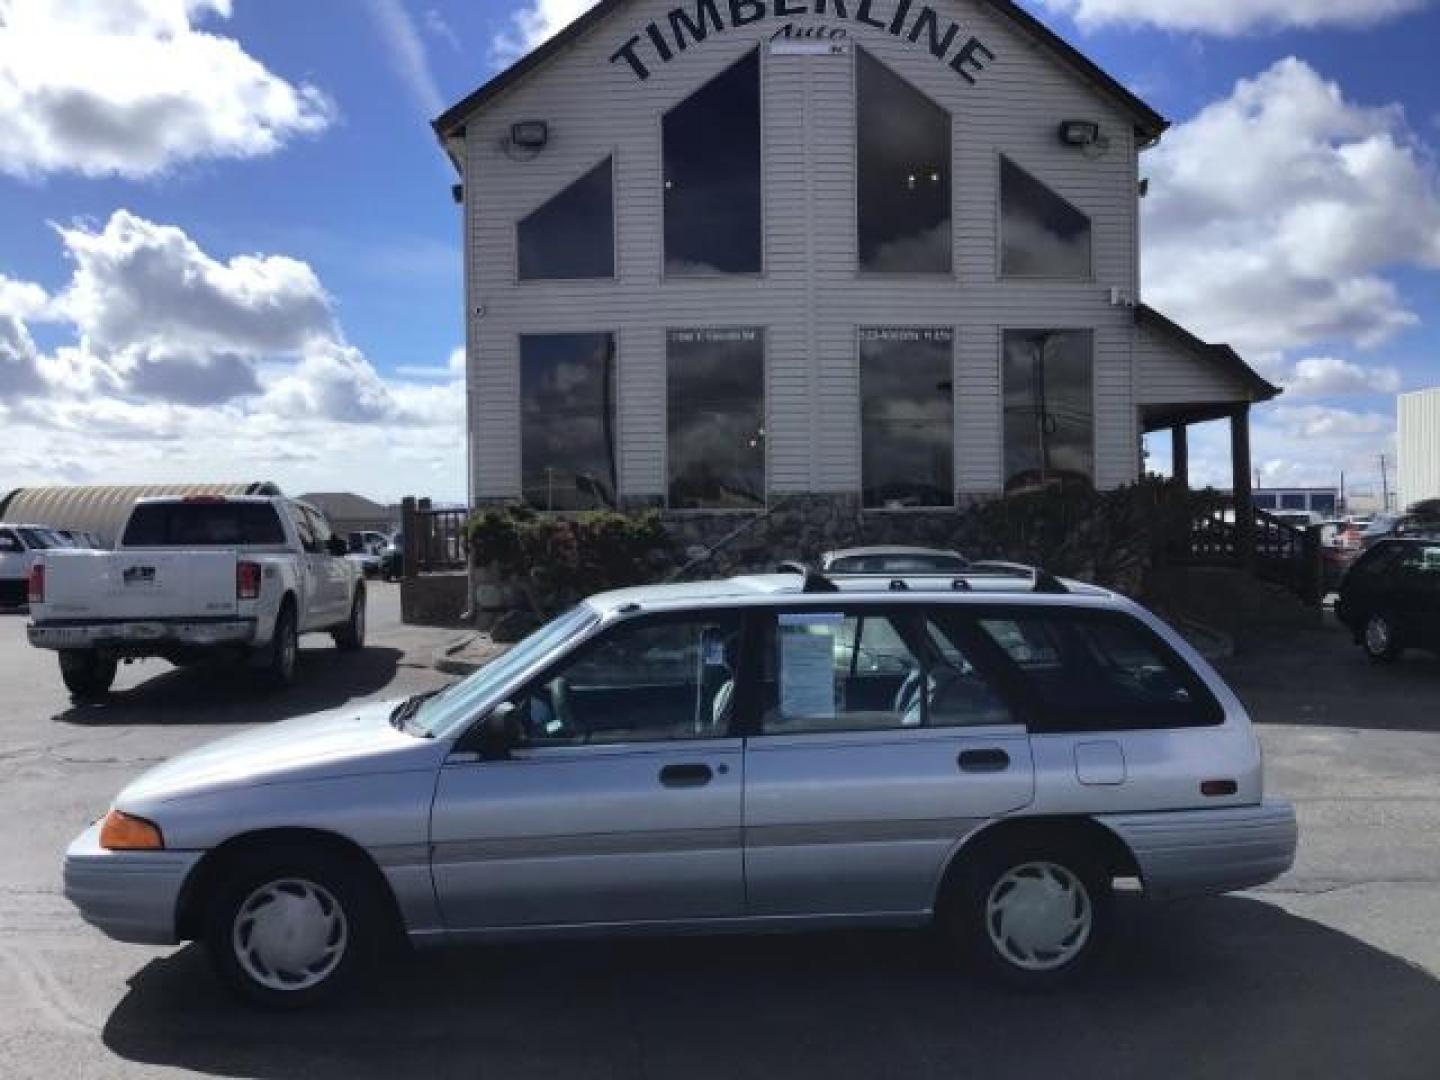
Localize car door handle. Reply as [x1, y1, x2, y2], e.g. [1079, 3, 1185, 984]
[958, 748, 1011, 773]
[659, 763, 713, 788]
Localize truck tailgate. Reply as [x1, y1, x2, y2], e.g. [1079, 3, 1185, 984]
[37, 550, 239, 621]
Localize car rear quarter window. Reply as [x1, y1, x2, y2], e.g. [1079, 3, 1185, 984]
[122, 502, 286, 547]
[972, 608, 1223, 732]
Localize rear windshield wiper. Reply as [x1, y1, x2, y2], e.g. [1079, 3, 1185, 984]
[389, 690, 442, 736]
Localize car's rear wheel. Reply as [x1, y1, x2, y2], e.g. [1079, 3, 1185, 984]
[59, 650, 117, 701]
[942, 836, 1111, 989]
[332, 588, 365, 652]
[259, 603, 298, 688]
[203, 847, 381, 1009]
[1363, 612, 1403, 662]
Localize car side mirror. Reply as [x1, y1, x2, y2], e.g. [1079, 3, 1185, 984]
[327, 535, 348, 557]
[478, 701, 523, 761]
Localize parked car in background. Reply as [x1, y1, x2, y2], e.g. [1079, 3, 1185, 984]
[27, 496, 366, 699]
[1360, 511, 1440, 550]
[53, 529, 106, 550]
[0, 524, 64, 606]
[63, 565, 1295, 1007]
[380, 532, 403, 581]
[821, 546, 969, 574]
[1336, 537, 1440, 661]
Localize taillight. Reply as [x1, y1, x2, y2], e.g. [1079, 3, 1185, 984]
[27, 562, 44, 605]
[236, 560, 261, 600]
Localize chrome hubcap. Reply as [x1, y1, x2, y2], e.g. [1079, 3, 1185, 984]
[1365, 617, 1391, 654]
[985, 861, 1092, 971]
[233, 878, 347, 991]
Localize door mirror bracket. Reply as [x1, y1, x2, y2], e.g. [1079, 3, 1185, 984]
[476, 701, 522, 761]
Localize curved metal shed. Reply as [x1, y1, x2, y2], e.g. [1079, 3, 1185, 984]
[0, 482, 282, 547]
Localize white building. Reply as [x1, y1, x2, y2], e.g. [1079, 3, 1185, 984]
[1398, 388, 1440, 511]
[432, 0, 1278, 534]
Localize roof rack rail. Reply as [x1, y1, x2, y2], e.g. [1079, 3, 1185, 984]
[966, 560, 1070, 594]
[774, 561, 839, 593]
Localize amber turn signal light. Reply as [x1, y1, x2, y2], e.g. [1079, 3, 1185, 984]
[99, 809, 164, 850]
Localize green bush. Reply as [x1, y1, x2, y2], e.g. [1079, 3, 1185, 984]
[465, 506, 674, 618]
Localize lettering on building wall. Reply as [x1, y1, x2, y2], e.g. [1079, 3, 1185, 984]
[610, 0, 995, 83]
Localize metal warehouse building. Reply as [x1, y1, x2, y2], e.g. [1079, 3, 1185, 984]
[1398, 388, 1440, 511]
[432, 0, 1278, 533]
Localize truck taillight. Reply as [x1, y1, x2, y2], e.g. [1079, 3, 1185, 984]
[27, 563, 44, 605]
[236, 560, 261, 600]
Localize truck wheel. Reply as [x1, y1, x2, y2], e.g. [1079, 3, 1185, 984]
[332, 588, 365, 652]
[941, 835, 1111, 990]
[1362, 612, 1403, 662]
[261, 604, 298, 688]
[59, 650, 117, 701]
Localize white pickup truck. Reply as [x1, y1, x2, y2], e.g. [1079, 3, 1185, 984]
[27, 496, 365, 699]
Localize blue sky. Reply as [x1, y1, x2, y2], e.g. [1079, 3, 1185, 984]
[1, 0, 1438, 503]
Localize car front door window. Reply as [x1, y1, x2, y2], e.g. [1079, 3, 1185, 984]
[512, 614, 743, 746]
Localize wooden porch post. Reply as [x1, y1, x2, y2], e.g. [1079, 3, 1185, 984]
[1171, 424, 1190, 489]
[1230, 405, 1255, 567]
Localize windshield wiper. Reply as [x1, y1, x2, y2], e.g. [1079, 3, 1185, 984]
[389, 690, 442, 736]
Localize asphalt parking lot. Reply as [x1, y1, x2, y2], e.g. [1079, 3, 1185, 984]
[2, 589, 1439, 1079]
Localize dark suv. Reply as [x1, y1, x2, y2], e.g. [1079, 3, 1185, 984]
[1336, 537, 1440, 661]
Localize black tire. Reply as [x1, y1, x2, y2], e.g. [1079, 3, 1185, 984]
[1362, 612, 1403, 663]
[332, 587, 365, 652]
[203, 846, 383, 1009]
[59, 650, 117, 701]
[260, 602, 299, 688]
[941, 835, 1111, 990]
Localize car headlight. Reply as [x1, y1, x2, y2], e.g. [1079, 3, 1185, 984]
[99, 808, 165, 850]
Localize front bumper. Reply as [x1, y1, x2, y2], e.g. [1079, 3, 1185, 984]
[63, 823, 203, 946]
[29, 618, 257, 652]
[1099, 798, 1298, 900]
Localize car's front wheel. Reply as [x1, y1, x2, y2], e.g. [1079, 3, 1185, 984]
[943, 836, 1111, 989]
[1363, 612, 1403, 662]
[204, 847, 382, 1009]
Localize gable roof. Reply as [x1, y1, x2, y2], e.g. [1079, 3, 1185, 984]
[1135, 304, 1282, 403]
[297, 492, 394, 522]
[432, 0, 1168, 148]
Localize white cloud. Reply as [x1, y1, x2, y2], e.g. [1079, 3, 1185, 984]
[364, 0, 444, 117]
[1279, 356, 1404, 396]
[423, 7, 461, 49]
[493, 0, 596, 64]
[1143, 58, 1440, 353]
[0, 0, 333, 179]
[1038, 0, 1431, 35]
[0, 212, 464, 499]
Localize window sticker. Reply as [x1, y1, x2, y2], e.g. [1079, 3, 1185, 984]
[779, 614, 842, 720]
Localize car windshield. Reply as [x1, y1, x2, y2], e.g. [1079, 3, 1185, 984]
[122, 502, 286, 547]
[18, 527, 55, 548]
[1362, 514, 1399, 537]
[408, 605, 599, 738]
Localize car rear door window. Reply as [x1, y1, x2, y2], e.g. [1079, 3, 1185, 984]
[974, 609, 1222, 731]
[760, 608, 1013, 733]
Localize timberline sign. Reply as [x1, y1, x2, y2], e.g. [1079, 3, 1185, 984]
[610, 0, 996, 84]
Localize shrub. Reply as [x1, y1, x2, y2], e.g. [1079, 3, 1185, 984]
[465, 506, 674, 619]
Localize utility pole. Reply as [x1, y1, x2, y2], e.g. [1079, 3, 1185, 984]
[1379, 454, 1392, 512]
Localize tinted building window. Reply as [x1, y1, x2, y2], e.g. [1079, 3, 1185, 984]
[1002, 330, 1094, 493]
[860, 328, 954, 508]
[517, 158, 614, 280]
[668, 329, 765, 509]
[857, 50, 951, 273]
[1000, 157, 1091, 278]
[663, 51, 762, 275]
[520, 333, 617, 510]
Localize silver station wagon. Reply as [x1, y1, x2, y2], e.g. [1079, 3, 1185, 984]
[65, 566, 1298, 1006]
